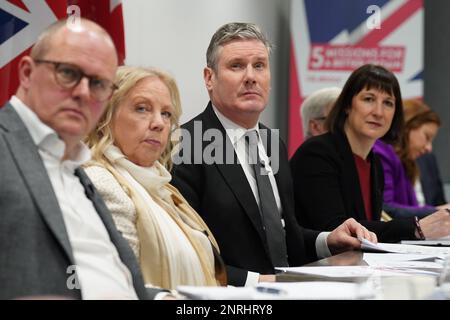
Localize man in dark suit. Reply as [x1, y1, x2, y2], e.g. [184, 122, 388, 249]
[417, 152, 447, 206]
[171, 22, 376, 286]
[0, 18, 157, 299]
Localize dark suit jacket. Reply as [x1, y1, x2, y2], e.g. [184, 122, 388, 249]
[382, 202, 435, 219]
[290, 131, 416, 243]
[171, 103, 319, 286]
[417, 152, 447, 206]
[0, 103, 152, 300]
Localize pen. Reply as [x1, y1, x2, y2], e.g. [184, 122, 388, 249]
[255, 286, 287, 295]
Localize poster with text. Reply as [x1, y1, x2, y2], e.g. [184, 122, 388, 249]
[288, 0, 423, 155]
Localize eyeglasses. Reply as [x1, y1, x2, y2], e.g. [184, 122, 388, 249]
[314, 116, 327, 121]
[34, 59, 117, 102]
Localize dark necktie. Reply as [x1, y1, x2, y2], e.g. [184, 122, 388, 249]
[245, 130, 289, 267]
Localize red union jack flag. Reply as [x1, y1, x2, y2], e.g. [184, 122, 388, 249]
[0, 0, 125, 107]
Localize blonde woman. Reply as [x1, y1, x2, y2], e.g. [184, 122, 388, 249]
[84, 66, 226, 290]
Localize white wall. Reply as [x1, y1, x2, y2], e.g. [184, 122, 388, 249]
[122, 0, 290, 129]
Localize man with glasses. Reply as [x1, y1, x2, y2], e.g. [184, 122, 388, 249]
[33, 59, 118, 101]
[0, 18, 154, 299]
[300, 87, 341, 140]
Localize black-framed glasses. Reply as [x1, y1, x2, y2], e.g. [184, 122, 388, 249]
[34, 59, 117, 102]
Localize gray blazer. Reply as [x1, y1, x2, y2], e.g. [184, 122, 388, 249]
[0, 103, 152, 300]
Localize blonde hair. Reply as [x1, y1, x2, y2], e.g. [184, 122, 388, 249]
[85, 66, 182, 170]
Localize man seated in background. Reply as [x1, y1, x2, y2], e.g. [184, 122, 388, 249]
[300, 87, 341, 139]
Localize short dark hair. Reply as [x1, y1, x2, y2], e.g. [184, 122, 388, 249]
[325, 64, 404, 144]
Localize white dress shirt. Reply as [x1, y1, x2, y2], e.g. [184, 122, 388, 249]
[414, 180, 426, 206]
[10, 96, 138, 300]
[212, 105, 331, 286]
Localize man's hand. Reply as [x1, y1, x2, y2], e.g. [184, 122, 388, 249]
[327, 218, 377, 255]
[417, 209, 450, 239]
[258, 274, 276, 282]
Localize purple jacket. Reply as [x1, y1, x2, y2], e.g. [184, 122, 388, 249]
[373, 140, 435, 212]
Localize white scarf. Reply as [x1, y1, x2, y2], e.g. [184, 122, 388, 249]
[104, 145, 213, 288]
[104, 145, 172, 200]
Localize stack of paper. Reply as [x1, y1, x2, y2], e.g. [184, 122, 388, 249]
[361, 239, 450, 257]
[401, 235, 450, 246]
[276, 265, 437, 277]
[363, 253, 443, 270]
[176, 286, 255, 300]
[177, 281, 374, 300]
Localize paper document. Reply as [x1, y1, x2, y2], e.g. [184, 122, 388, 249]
[400, 239, 450, 246]
[363, 253, 443, 269]
[361, 239, 450, 256]
[363, 253, 438, 263]
[176, 286, 255, 300]
[177, 282, 374, 300]
[401, 233, 450, 245]
[255, 281, 374, 300]
[276, 266, 414, 277]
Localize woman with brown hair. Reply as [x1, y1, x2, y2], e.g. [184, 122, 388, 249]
[373, 99, 449, 217]
[291, 64, 450, 242]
